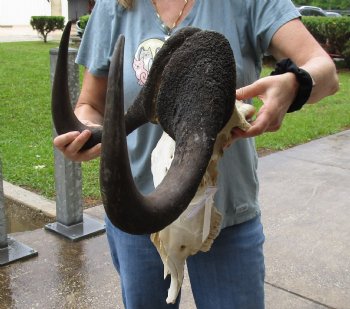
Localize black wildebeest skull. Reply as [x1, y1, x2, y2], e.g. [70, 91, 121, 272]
[52, 21, 236, 234]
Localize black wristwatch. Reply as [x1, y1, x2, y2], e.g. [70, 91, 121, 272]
[270, 58, 314, 113]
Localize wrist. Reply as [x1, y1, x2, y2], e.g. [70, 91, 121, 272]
[285, 72, 299, 102]
[271, 59, 314, 113]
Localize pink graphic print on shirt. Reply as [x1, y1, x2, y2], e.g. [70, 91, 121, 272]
[133, 38, 164, 86]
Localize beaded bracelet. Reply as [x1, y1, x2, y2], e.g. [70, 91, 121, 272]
[270, 58, 314, 113]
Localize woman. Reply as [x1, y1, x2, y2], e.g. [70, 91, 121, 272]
[54, 0, 338, 308]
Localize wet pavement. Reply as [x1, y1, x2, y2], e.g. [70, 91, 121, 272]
[0, 229, 120, 308]
[1, 129, 349, 308]
[4, 199, 53, 234]
[1, 25, 349, 309]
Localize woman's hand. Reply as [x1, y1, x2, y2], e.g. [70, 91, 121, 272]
[231, 18, 338, 141]
[232, 72, 298, 139]
[54, 70, 107, 162]
[53, 121, 102, 162]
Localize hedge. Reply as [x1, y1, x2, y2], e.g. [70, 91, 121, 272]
[78, 14, 90, 30]
[302, 16, 350, 65]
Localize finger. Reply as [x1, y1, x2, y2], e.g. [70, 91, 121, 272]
[54, 131, 80, 150]
[232, 111, 271, 138]
[230, 127, 246, 138]
[82, 143, 102, 161]
[65, 130, 92, 154]
[236, 80, 266, 100]
[70, 143, 101, 162]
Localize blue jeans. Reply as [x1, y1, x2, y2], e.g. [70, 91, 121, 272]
[106, 215, 265, 309]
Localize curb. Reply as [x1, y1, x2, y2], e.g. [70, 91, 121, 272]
[3, 181, 56, 218]
[3, 181, 105, 222]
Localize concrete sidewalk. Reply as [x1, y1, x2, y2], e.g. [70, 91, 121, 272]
[259, 129, 350, 309]
[1, 130, 349, 308]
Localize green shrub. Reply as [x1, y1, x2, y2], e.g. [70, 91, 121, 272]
[342, 41, 350, 68]
[30, 16, 65, 43]
[76, 14, 90, 38]
[302, 17, 350, 65]
[301, 16, 327, 44]
[78, 14, 90, 30]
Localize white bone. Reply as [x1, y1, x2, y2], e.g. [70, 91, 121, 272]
[151, 100, 255, 304]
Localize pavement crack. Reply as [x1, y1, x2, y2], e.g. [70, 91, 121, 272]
[264, 281, 336, 309]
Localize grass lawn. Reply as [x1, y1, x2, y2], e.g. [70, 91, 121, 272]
[0, 41, 100, 202]
[0, 41, 349, 203]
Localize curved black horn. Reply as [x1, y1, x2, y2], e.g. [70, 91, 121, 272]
[101, 29, 236, 234]
[51, 21, 102, 150]
[52, 21, 151, 149]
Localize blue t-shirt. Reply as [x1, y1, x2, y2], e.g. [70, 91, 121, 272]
[76, 0, 300, 228]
